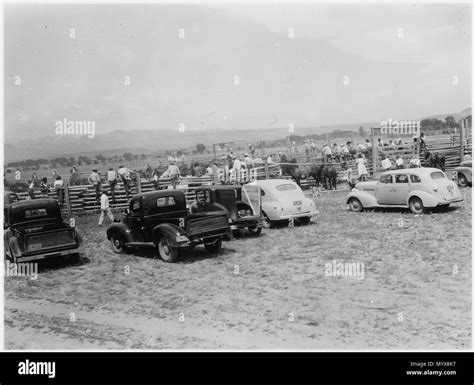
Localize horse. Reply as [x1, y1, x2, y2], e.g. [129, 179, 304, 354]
[321, 165, 337, 190]
[280, 156, 304, 186]
[424, 150, 445, 171]
[307, 164, 337, 190]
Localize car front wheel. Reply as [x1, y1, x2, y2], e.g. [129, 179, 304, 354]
[458, 173, 468, 187]
[157, 237, 178, 262]
[409, 197, 425, 214]
[111, 235, 126, 254]
[348, 198, 363, 212]
[204, 237, 222, 254]
[248, 225, 262, 236]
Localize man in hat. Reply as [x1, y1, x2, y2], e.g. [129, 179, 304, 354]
[118, 165, 133, 197]
[161, 159, 181, 189]
[98, 188, 114, 226]
[88, 168, 101, 202]
[322, 143, 332, 163]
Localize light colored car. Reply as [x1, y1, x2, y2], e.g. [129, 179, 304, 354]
[454, 160, 472, 187]
[346, 168, 463, 214]
[249, 179, 318, 226]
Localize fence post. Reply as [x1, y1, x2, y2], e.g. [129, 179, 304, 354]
[264, 161, 270, 179]
[371, 127, 377, 178]
[212, 165, 219, 185]
[65, 182, 72, 216]
[136, 174, 142, 193]
[460, 119, 465, 162]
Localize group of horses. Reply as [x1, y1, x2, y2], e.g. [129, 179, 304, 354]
[280, 150, 446, 190]
[280, 155, 338, 190]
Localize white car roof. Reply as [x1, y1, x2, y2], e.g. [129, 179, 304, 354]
[249, 179, 299, 189]
[382, 167, 444, 176]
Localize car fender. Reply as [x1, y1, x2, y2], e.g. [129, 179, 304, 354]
[456, 167, 472, 183]
[261, 199, 281, 221]
[7, 235, 22, 258]
[407, 190, 438, 208]
[346, 189, 378, 208]
[152, 223, 186, 247]
[106, 222, 133, 243]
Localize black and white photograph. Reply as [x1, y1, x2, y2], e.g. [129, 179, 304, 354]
[2, 1, 472, 353]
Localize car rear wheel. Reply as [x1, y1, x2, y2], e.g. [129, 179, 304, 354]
[348, 198, 363, 212]
[298, 217, 311, 225]
[204, 237, 222, 254]
[248, 225, 262, 236]
[262, 212, 275, 229]
[157, 237, 178, 263]
[409, 197, 425, 214]
[111, 235, 126, 254]
[458, 173, 468, 187]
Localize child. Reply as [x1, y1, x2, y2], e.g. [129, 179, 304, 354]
[98, 190, 114, 226]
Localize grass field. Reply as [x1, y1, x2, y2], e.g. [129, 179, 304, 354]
[4, 187, 471, 350]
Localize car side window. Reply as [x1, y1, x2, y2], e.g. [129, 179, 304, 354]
[395, 174, 409, 183]
[379, 175, 392, 184]
[157, 196, 176, 207]
[410, 174, 421, 183]
[131, 200, 141, 212]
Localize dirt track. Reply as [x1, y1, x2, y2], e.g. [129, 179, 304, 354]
[5, 188, 471, 350]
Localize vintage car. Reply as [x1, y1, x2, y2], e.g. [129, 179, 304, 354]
[4, 199, 81, 263]
[248, 179, 318, 227]
[106, 190, 230, 262]
[454, 160, 472, 187]
[346, 168, 463, 214]
[189, 185, 263, 236]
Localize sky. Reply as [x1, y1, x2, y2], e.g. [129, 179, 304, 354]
[4, 2, 471, 140]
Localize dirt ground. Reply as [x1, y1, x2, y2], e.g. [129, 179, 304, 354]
[4, 187, 471, 350]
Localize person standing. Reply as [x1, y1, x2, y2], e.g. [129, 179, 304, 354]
[88, 168, 101, 202]
[98, 189, 114, 226]
[396, 156, 405, 169]
[40, 177, 49, 197]
[27, 180, 35, 200]
[381, 156, 392, 171]
[161, 160, 181, 189]
[356, 154, 368, 181]
[310, 139, 316, 156]
[322, 143, 332, 163]
[118, 165, 133, 196]
[107, 167, 118, 204]
[54, 175, 65, 205]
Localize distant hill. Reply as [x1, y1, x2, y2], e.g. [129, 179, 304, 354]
[421, 107, 471, 122]
[4, 107, 470, 162]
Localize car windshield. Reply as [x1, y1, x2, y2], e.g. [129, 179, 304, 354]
[430, 171, 446, 180]
[276, 184, 297, 192]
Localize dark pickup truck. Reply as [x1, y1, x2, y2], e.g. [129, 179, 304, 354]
[106, 190, 230, 262]
[190, 185, 263, 236]
[4, 199, 81, 263]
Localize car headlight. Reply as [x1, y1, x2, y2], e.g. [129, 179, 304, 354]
[176, 235, 189, 242]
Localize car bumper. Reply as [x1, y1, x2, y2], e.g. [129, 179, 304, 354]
[278, 210, 319, 220]
[230, 217, 262, 230]
[18, 248, 79, 262]
[436, 197, 463, 205]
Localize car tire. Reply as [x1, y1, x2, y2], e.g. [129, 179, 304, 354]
[298, 217, 311, 225]
[348, 198, 363, 212]
[68, 253, 80, 264]
[262, 212, 275, 229]
[111, 235, 126, 254]
[157, 237, 178, 262]
[409, 197, 425, 214]
[248, 225, 262, 236]
[458, 173, 468, 187]
[204, 237, 222, 254]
